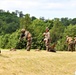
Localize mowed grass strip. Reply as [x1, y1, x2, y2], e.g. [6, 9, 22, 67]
[0, 50, 76, 75]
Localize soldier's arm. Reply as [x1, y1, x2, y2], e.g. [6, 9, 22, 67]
[19, 33, 25, 40]
[19, 34, 22, 40]
[43, 33, 46, 37]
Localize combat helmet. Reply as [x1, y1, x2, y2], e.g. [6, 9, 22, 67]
[21, 28, 25, 33]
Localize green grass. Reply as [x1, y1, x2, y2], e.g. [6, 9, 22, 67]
[0, 50, 76, 75]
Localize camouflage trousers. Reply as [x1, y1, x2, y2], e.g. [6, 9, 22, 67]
[68, 43, 75, 51]
[26, 39, 32, 51]
[44, 39, 50, 51]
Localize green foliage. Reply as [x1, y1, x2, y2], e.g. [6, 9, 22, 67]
[31, 19, 46, 49]
[20, 14, 31, 29]
[56, 38, 67, 51]
[0, 34, 10, 48]
[56, 24, 76, 51]
[0, 10, 20, 35]
[0, 9, 76, 51]
[61, 17, 71, 26]
[50, 18, 65, 42]
[64, 24, 76, 37]
[6, 30, 19, 48]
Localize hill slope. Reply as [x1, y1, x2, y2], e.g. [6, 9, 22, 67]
[0, 50, 76, 75]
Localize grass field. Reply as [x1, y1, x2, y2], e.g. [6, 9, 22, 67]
[0, 49, 76, 75]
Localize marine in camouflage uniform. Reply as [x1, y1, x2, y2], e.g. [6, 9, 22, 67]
[25, 30, 32, 51]
[43, 27, 51, 51]
[20, 28, 32, 51]
[66, 36, 75, 51]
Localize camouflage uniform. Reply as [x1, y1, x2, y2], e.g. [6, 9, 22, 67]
[66, 36, 74, 51]
[43, 27, 51, 51]
[25, 31, 32, 51]
[20, 29, 32, 51]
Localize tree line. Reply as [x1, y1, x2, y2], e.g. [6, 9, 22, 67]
[0, 9, 76, 51]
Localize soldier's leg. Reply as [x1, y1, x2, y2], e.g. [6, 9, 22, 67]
[70, 43, 75, 52]
[73, 43, 75, 51]
[68, 44, 71, 51]
[70, 43, 74, 52]
[45, 39, 50, 51]
[26, 41, 30, 51]
[26, 40, 32, 51]
[45, 45, 48, 51]
[68, 43, 74, 51]
[44, 39, 49, 51]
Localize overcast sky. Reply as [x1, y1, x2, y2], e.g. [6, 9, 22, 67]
[0, 0, 76, 19]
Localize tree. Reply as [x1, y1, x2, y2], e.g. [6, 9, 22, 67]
[45, 19, 53, 29]
[61, 17, 71, 26]
[71, 18, 76, 25]
[56, 24, 76, 51]
[20, 14, 31, 29]
[64, 24, 76, 37]
[19, 11, 23, 17]
[0, 10, 20, 35]
[31, 19, 46, 49]
[31, 16, 37, 21]
[50, 18, 65, 42]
